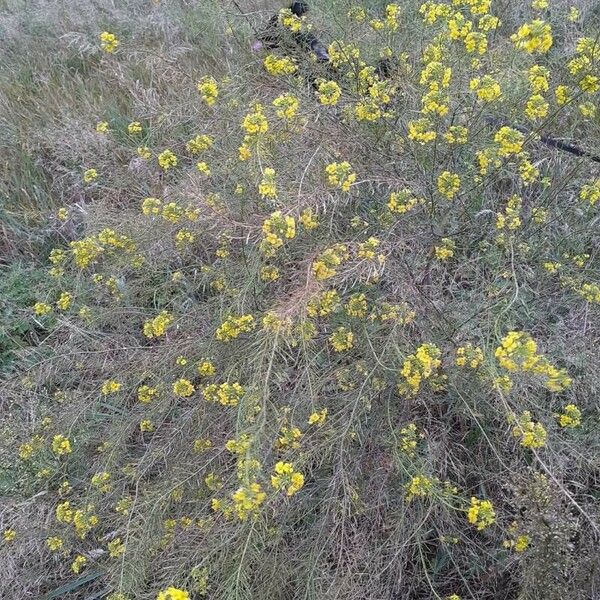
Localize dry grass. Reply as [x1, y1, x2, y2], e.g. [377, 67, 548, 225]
[1, 1, 599, 599]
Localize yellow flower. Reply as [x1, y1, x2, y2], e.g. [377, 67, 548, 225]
[143, 311, 174, 338]
[264, 54, 297, 76]
[34, 302, 52, 316]
[511, 20, 553, 54]
[186, 134, 213, 154]
[197, 359, 216, 377]
[101, 379, 122, 395]
[325, 161, 356, 192]
[127, 121, 142, 134]
[158, 149, 178, 170]
[469, 75, 501, 102]
[173, 378, 195, 397]
[202, 382, 245, 406]
[56, 207, 69, 221]
[157, 588, 189, 600]
[398, 343, 443, 396]
[345, 293, 368, 318]
[47, 536, 65, 551]
[52, 434, 72, 456]
[137, 385, 158, 403]
[107, 537, 125, 558]
[231, 483, 266, 520]
[215, 314, 255, 341]
[567, 6, 579, 22]
[408, 118, 436, 143]
[467, 497, 496, 530]
[494, 126, 524, 156]
[455, 343, 484, 368]
[406, 475, 433, 500]
[272, 93, 300, 119]
[56, 291, 72, 310]
[83, 168, 98, 183]
[316, 80, 342, 106]
[3, 529, 16, 543]
[71, 555, 87, 574]
[399, 423, 419, 456]
[512, 411, 547, 448]
[260, 211, 295, 256]
[525, 94, 549, 120]
[140, 419, 155, 432]
[312, 244, 349, 280]
[99, 31, 119, 53]
[241, 104, 269, 136]
[197, 76, 219, 105]
[137, 146, 152, 159]
[556, 404, 581, 428]
[308, 408, 327, 426]
[96, 121, 109, 133]
[329, 326, 354, 352]
[437, 171, 461, 199]
[434, 237, 456, 260]
[259, 168, 278, 199]
[271, 461, 305, 496]
[260, 265, 280, 282]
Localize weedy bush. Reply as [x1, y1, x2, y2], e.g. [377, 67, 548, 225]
[1, 0, 599, 599]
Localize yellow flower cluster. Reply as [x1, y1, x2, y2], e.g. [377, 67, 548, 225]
[469, 74, 501, 102]
[83, 168, 98, 183]
[495, 331, 571, 392]
[264, 54, 297, 76]
[271, 461, 305, 496]
[172, 378, 195, 397]
[99, 31, 119, 53]
[138, 384, 158, 403]
[388, 189, 424, 214]
[230, 483, 266, 520]
[399, 343, 443, 396]
[272, 93, 299, 119]
[345, 293, 368, 318]
[496, 195, 522, 231]
[259, 168, 278, 200]
[455, 343, 484, 368]
[197, 76, 219, 105]
[143, 311, 174, 338]
[406, 475, 433, 501]
[100, 379, 123, 396]
[437, 171, 461, 199]
[260, 211, 295, 256]
[503, 522, 530, 552]
[494, 126, 524, 157]
[580, 179, 600, 207]
[316, 80, 342, 106]
[408, 118, 437, 144]
[399, 423, 419, 456]
[556, 403, 581, 428]
[202, 382, 245, 406]
[186, 134, 213, 154]
[215, 314, 255, 341]
[312, 244, 349, 280]
[241, 103, 269, 136]
[308, 408, 327, 426]
[434, 237, 456, 260]
[157, 149, 177, 170]
[329, 326, 354, 352]
[511, 20, 553, 54]
[325, 161, 356, 192]
[511, 411, 547, 448]
[157, 588, 189, 600]
[467, 496, 496, 530]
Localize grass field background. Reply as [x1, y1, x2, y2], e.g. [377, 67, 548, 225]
[1, 1, 599, 599]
